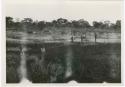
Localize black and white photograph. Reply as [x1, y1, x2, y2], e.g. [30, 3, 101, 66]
[5, 0, 122, 84]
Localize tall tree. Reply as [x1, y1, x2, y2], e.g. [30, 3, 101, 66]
[6, 17, 14, 28]
[56, 18, 68, 27]
[52, 20, 57, 27]
[21, 18, 33, 23]
[103, 21, 110, 29]
[93, 21, 103, 28]
[21, 18, 33, 31]
[38, 21, 46, 30]
[116, 20, 121, 29]
[78, 19, 90, 28]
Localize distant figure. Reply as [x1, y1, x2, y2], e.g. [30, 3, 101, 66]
[81, 34, 86, 43]
[40, 47, 46, 60]
[81, 35, 83, 43]
[20, 47, 27, 55]
[95, 33, 97, 43]
[41, 47, 46, 53]
[22, 47, 27, 52]
[71, 36, 74, 43]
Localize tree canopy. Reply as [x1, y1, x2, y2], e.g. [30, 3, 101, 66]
[6, 17, 121, 31]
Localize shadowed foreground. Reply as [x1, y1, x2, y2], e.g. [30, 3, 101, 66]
[6, 42, 121, 83]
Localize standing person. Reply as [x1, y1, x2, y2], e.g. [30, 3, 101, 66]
[95, 33, 97, 43]
[81, 35, 83, 43]
[40, 47, 46, 61]
[71, 36, 74, 43]
[81, 33, 86, 43]
[83, 34, 86, 42]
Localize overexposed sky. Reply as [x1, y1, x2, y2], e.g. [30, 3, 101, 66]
[5, 0, 122, 24]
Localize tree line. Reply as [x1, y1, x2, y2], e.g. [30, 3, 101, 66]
[6, 17, 121, 31]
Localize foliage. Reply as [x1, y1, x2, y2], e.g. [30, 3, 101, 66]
[6, 17, 121, 32]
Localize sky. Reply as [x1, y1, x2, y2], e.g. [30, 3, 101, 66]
[5, 0, 122, 24]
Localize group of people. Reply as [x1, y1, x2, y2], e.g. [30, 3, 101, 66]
[71, 34, 86, 43]
[71, 33, 97, 43]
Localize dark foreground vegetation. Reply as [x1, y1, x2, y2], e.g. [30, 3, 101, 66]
[6, 42, 121, 83]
